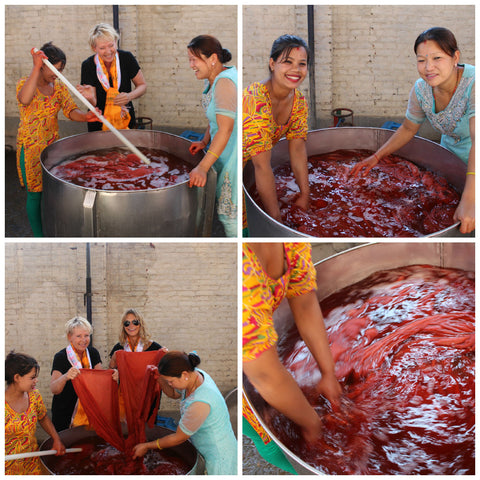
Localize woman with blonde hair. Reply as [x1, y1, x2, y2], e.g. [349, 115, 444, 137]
[78, 23, 147, 131]
[50, 316, 104, 431]
[109, 308, 164, 368]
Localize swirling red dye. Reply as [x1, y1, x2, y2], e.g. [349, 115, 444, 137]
[272, 265, 474, 474]
[49, 148, 190, 191]
[256, 149, 460, 236]
[48, 438, 191, 475]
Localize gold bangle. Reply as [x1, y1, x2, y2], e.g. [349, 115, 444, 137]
[466, 171, 475, 175]
[156, 439, 162, 450]
[207, 149, 219, 159]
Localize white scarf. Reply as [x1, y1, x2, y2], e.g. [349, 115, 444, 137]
[124, 339, 144, 352]
[66, 344, 92, 369]
[94, 52, 122, 91]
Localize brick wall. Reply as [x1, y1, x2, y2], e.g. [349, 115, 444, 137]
[5, 242, 238, 411]
[244, 5, 475, 134]
[5, 4, 238, 145]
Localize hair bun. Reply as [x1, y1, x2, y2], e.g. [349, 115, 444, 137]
[188, 351, 201, 368]
[221, 48, 232, 63]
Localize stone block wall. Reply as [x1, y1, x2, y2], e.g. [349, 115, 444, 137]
[5, 242, 238, 411]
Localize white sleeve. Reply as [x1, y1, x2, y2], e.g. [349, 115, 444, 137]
[179, 401, 211, 436]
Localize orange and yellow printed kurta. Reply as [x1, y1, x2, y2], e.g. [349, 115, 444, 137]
[5, 390, 47, 475]
[242, 242, 317, 442]
[242, 82, 308, 228]
[16, 77, 79, 192]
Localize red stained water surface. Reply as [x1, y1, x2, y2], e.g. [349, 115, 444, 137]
[273, 265, 474, 474]
[259, 149, 460, 236]
[48, 438, 191, 475]
[49, 147, 190, 190]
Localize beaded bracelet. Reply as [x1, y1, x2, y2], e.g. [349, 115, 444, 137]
[156, 439, 163, 450]
[207, 149, 219, 159]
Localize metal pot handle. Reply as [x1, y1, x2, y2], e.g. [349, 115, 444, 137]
[82, 190, 97, 236]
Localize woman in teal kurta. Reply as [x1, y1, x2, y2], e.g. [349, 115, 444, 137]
[187, 35, 238, 237]
[132, 351, 237, 475]
[351, 27, 475, 234]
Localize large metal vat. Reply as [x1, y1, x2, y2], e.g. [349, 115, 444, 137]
[40, 425, 201, 475]
[243, 242, 474, 474]
[244, 127, 467, 237]
[41, 130, 216, 237]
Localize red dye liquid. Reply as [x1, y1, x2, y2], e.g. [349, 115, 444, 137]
[50, 147, 190, 191]
[255, 149, 460, 236]
[273, 265, 474, 474]
[48, 438, 191, 475]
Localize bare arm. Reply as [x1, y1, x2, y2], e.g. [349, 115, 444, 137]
[251, 150, 282, 222]
[114, 70, 147, 106]
[39, 415, 65, 455]
[132, 427, 190, 459]
[454, 116, 475, 233]
[243, 346, 322, 442]
[17, 49, 45, 105]
[350, 118, 421, 177]
[288, 291, 341, 404]
[288, 137, 310, 210]
[189, 114, 234, 187]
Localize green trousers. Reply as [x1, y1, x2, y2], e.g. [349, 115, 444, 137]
[243, 417, 297, 474]
[19, 146, 43, 237]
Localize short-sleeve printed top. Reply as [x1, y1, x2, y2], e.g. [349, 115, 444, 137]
[243, 82, 308, 165]
[243, 243, 317, 361]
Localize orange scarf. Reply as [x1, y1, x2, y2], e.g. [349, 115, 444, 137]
[95, 53, 131, 130]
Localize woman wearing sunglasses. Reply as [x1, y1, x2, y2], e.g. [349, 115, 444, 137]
[109, 308, 164, 368]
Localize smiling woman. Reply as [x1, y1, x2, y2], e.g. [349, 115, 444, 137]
[243, 35, 311, 233]
[350, 27, 475, 234]
[50, 317, 104, 432]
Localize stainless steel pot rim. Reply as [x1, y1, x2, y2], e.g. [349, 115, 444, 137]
[42, 130, 194, 192]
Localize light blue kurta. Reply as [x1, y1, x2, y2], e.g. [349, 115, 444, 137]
[179, 369, 237, 475]
[202, 66, 238, 237]
[406, 63, 475, 164]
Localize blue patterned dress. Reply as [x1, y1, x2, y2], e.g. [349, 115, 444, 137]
[202, 66, 238, 237]
[406, 64, 475, 163]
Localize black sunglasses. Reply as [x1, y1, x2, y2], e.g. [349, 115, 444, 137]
[124, 320, 140, 327]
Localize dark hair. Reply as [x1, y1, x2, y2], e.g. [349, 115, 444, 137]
[188, 35, 232, 64]
[5, 351, 39, 385]
[414, 27, 459, 57]
[158, 351, 201, 377]
[270, 34, 310, 67]
[40, 42, 67, 68]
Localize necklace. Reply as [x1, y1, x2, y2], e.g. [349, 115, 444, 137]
[186, 372, 202, 397]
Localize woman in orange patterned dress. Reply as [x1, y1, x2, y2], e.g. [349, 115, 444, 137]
[242, 242, 341, 472]
[5, 352, 65, 475]
[16, 43, 98, 237]
[243, 35, 311, 232]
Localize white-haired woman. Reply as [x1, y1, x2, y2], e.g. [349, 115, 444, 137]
[78, 23, 147, 131]
[50, 317, 103, 432]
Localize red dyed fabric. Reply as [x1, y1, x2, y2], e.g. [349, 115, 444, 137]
[72, 369, 124, 452]
[116, 350, 165, 450]
[72, 350, 165, 454]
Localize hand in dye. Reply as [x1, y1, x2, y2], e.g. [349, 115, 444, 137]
[315, 371, 342, 408]
[294, 192, 310, 212]
[189, 165, 207, 188]
[132, 442, 150, 459]
[349, 154, 379, 177]
[189, 141, 206, 155]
